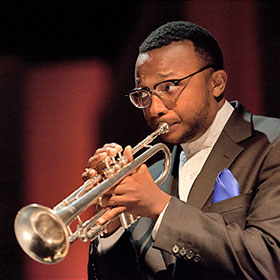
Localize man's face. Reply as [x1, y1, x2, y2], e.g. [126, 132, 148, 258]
[135, 41, 225, 144]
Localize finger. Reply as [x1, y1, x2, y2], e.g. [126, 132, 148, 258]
[88, 145, 123, 169]
[107, 193, 134, 205]
[97, 206, 126, 225]
[88, 152, 108, 168]
[104, 143, 123, 151]
[123, 145, 133, 162]
[102, 143, 123, 157]
[100, 193, 127, 206]
[81, 168, 97, 181]
[96, 194, 111, 208]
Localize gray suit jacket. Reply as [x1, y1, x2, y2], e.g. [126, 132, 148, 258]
[88, 102, 280, 280]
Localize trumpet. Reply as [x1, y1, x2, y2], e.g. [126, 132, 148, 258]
[14, 122, 171, 264]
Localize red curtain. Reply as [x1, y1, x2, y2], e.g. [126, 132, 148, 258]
[185, 0, 262, 114]
[22, 60, 111, 279]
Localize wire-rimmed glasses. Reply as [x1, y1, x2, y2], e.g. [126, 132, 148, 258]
[127, 65, 214, 109]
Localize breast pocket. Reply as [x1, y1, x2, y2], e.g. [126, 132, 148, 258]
[204, 192, 253, 228]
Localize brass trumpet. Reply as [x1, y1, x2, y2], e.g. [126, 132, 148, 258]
[14, 122, 171, 264]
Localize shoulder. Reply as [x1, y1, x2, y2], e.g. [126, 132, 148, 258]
[252, 114, 280, 143]
[229, 101, 280, 144]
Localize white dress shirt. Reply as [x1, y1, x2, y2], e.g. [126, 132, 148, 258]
[98, 100, 234, 252]
[178, 100, 234, 202]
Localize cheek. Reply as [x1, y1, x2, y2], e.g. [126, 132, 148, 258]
[142, 108, 154, 127]
[142, 108, 149, 120]
[176, 96, 201, 119]
[177, 82, 212, 116]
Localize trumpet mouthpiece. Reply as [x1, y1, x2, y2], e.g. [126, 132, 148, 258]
[158, 122, 169, 135]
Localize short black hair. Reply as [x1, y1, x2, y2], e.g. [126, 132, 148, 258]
[139, 21, 224, 70]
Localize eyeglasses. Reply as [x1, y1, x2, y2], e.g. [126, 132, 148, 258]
[127, 65, 214, 109]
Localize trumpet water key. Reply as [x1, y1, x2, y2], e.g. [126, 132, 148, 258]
[14, 122, 171, 264]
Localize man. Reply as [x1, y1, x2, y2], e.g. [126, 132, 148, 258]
[84, 21, 280, 279]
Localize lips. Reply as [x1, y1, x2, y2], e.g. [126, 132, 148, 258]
[148, 118, 180, 132]
[167, 122, 180, 132]
[160, 121, 178, 128]
[154, 121, 179, 133]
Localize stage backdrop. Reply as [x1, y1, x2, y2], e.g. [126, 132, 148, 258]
[21, 60, 111, 280]
[185, 0, 262, 114]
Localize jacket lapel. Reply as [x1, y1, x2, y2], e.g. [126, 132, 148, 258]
[155, 144, 181, 196]
[187, 102, 252, 209]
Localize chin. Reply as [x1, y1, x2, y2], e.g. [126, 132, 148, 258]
[161, 132, 185, 144]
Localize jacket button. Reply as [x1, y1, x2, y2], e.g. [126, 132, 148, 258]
[193, 253, 201, 262]
[179, 247, 187, 257]
[172, 244, 179, 254]
[186, 250, 194, 259]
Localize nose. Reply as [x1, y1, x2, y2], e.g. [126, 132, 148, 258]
[147, 94, 168, 118]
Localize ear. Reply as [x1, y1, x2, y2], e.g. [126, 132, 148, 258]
[211, 70, 227, 101]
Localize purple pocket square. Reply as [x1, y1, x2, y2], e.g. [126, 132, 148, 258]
[212, 168, 239, 204]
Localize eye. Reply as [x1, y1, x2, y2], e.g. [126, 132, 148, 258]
[129, 89, 151, 108]
[158, 81, 179, 96]
[135, 91, 149, 99]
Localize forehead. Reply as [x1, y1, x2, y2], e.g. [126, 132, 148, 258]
[135, 41, 202, 81]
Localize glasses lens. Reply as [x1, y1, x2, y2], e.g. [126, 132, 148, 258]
[129, 90, 151, 108]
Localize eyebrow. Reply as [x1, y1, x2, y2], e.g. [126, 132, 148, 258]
[135, 72, 179, 86]
[157, 72, 178, 79]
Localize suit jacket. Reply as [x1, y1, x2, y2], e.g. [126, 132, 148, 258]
[88, 102, 280, 280]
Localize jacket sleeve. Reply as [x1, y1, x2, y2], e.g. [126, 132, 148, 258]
[153, 139, 280, 280]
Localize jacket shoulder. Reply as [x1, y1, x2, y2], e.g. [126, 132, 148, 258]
[252, 114, 280, 143]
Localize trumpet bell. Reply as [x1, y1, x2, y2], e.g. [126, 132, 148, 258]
[14, 204, 69, 264]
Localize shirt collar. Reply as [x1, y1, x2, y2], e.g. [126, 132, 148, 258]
[181, 100, 234, 158]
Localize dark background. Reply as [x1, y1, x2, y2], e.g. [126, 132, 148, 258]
[1, 1, 280, 279]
